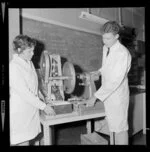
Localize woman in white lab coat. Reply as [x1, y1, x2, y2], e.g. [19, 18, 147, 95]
[87, 21, 131, 145]
[9, 35, 55, 146]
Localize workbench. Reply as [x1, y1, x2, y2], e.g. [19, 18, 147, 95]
[39, 106, 114, 145]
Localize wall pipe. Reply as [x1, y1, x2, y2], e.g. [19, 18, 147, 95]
[118, 8, 123, 27]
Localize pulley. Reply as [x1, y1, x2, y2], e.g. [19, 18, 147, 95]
[62, 61, 76, 94]
[40, 51, 76, 94]
[39, 51, 51, 83]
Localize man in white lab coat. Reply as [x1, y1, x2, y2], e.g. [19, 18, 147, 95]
[87, 21, 132, 145]
[9, 35, 55, 146]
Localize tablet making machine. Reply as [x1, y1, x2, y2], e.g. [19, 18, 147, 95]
[39, 51, 104, 119]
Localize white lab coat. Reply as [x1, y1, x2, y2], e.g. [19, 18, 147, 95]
[9, 54, 46, 145]
[94, 40, 131, 133]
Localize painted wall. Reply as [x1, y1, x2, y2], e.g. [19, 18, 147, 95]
[95, 8, 119, 21]
[9, 8, 145, 62]
[22, 8, 145, 41]
[9, 9, 20, 61]
[22, 8, 102, 35]
[22, 17, 103, 72]
[122, 8, 145, 41]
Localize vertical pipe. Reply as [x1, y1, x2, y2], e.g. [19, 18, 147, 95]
[143, 92, 146, 134]
[87, 8, 92, 14]
[118, 8, 122, 26]
[132, 8, 134, 27]
[143, 24, 145, 41]
[19, 8, 22, 34]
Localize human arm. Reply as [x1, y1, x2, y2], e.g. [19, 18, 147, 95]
[36, 91, 56, 115]
[43, 104, 56, 115]
[86, 96, 97, 107]
[94, 50, 131, 102]
[9, 64, 46, 110]
[90, 70, 101, 81]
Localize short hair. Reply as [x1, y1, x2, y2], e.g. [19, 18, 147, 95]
[101, 21, 121, 35]
[13, 35, 36, 54]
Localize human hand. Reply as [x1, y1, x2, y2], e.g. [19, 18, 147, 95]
[44, 97, 52, 104]
[38, 91, 45, 101]
[43, 104, 56, 116]
[86, 96, 97, 107]
[90, 71, 101, 81]
[90, 70, 101, 75]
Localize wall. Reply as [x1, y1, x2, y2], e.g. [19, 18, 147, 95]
[22, 8, 145, 41]
[121, 8, 145, 41]
[22, 17, 103, 72]
[93, 8, 119, 22]
[9, 8, 145, 62]
[22, 8, 102, 36]
[90, 7, 145, 41]
[128, 92, 146, 136]
[9, 9, 20, 61]
[22, 9, 104, 98]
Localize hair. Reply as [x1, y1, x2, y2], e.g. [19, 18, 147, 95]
[101, 21, 121, 35]
[13, 35, 36, 54]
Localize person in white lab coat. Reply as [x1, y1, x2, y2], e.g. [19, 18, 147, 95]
[9, 35, 55, 146]
[87, 21, 132, 145]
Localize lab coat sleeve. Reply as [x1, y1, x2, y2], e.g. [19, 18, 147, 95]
[98, 68, 102, 73]
[94, 51, 130, 102]
[10, 64, 46, 110]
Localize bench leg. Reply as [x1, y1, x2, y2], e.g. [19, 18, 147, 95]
[42, 125, 53, 145]
[110, 132, 114, 145]
[86, 120, 92, 134]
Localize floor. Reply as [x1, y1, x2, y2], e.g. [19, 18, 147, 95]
[53, 121, 146, 145]
[129, 130, 146, 145]
[54, 121, 87, 145]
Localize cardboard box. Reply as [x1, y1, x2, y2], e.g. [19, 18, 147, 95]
[78, 101, 105, 115]
[52, 101, 73, 115]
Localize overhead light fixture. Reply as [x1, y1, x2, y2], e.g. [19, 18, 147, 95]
[79, 11, 109, 25]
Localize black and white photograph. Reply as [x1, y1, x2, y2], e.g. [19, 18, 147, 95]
[1, 3, 148, 148]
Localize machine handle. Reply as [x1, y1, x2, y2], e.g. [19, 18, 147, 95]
[48, 76, 72, 80]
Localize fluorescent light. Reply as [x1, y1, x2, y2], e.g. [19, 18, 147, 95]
[79, 11, 109, 25]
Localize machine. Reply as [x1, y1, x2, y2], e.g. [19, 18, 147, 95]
[38, 50, 104, 119]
